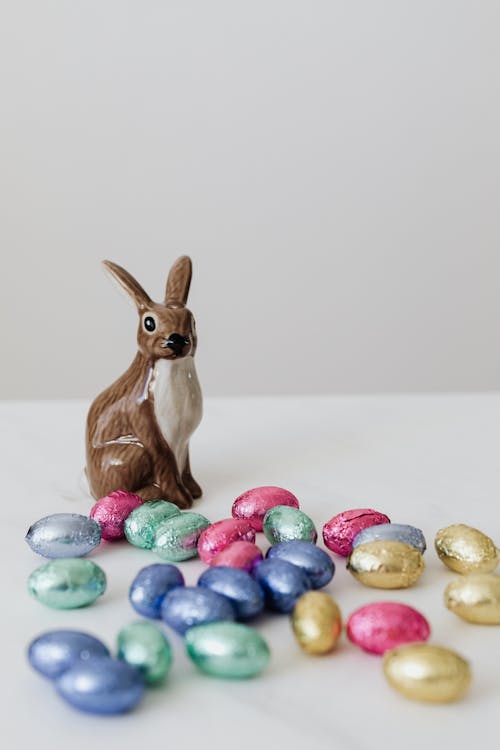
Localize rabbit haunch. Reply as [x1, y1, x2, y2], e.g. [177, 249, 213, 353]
[151, 356, 202, 472]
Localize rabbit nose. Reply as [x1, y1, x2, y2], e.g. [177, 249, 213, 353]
[165, 333, 190, 356]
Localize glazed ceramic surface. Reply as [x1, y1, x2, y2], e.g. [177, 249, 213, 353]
[86, 257, 202, 508]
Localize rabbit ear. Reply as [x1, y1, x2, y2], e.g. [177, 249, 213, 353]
[165, 255, 192, 306]
[102, 260, 152, 311]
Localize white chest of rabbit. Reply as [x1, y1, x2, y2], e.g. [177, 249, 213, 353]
[151, 357, 202, 471]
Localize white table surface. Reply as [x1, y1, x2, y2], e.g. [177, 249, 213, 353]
[2, 395, 499, 750]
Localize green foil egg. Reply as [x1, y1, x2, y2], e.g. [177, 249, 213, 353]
[124, 501, 181, 549]
[154, 512, 210, 562]
[263, 505, 318, 546]
[185, 621, 270, 679]
[117, 621, 172, 685]
[28, 558, 106, 609]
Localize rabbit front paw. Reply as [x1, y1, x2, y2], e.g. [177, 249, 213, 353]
[159, 482, 193, 510]
[182, 472, 202, 499]
[136, 484, 165, 502]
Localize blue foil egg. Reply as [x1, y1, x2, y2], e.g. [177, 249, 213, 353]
[129, 564, 185, 619]
[253, 558, 312, 613]
[161, 586, 236, 635]
[25, 514, 102, 558]
[352, 523, 427, 555]
[198, 567, 265, 621]
[56, 657, 145, 714]
[27, 630, 110, 679]
[266, 541, 335, 589]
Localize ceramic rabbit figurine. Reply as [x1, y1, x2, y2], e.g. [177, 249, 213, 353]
[86, 256, 202, 508]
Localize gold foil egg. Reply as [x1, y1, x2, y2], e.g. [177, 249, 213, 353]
[291, 591, 342, 654]
[444, 573, 500, 624]
[383, 644, 471, 703]
[346, 540, 424, 589]
[434, 524, 499, 574]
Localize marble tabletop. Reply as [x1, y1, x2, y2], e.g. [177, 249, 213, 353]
[2, 395, 499, 750]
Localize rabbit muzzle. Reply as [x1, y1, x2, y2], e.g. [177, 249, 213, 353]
[161, 333, 191, 357]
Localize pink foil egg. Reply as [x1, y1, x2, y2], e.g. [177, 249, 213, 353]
[232, 486, 300, 532]
[347, 602, 431, 655]
[197, 519, 256, 564]
[212, 541, 264, 572]
[89, 490, 142, 541]
[322, 508, 391, 557]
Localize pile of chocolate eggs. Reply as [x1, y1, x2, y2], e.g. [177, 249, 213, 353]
[28, 623, 169, 714]
[25, 486, 500, 713]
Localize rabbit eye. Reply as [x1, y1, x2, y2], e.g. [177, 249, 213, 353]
[143, 315, 156, 333]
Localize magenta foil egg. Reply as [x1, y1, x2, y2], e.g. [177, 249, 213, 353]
[212, 541, 264, 571]
[347, 602, 431, 655]
[89, 490, 142, 541]
[232, 486, 300, 532]
[322, 508, 391, 557]
[197, 519, 256, 564]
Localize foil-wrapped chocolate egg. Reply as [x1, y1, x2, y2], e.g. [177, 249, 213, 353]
[154, 512, 210, 562]
[444, 573, 500, 624]
[323, 508, 391, 557]
[353, 523, 426, 555]
[347, 602, 430, 654]
[117, 621, 172, 685]
[198, 566, 264, 620]
[56, 656, 145, 714]
[212, 541, 263, 572]
[232, 486, 300, 531]
[161, 586, 236, 635]
[434, 524, 499, 574]
[262, 506, 317, 546]
[124, 500, 180, 549]
[129, 563, 185, 619]
[25, 514, 102, 558]
[253, 558, 312, 613]
[347, 541, 424, 589]
[383, 644, 472, 703]
[28, 630, 110, 679]
[291, 591, 342, 654]
[28, 558, 107, 609]
[185, 622, 270, 678]
[197, 519, 256, 564]
[89, 490, 142, 541]
[266, 541, 335, 589]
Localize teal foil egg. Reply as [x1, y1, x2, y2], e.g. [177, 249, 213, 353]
[263, 506, 317, 546]
[185, 622, 270, 678]
[28, 558, 106, 609]
[125, 501, 181, 549]
[154, 512, 211, 562]
[117, 621, 172, 685]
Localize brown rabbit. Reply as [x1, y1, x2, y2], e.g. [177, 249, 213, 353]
[86, 256, 202, 508]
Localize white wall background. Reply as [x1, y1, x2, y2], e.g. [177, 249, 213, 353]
[1, 1, 499, 398]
